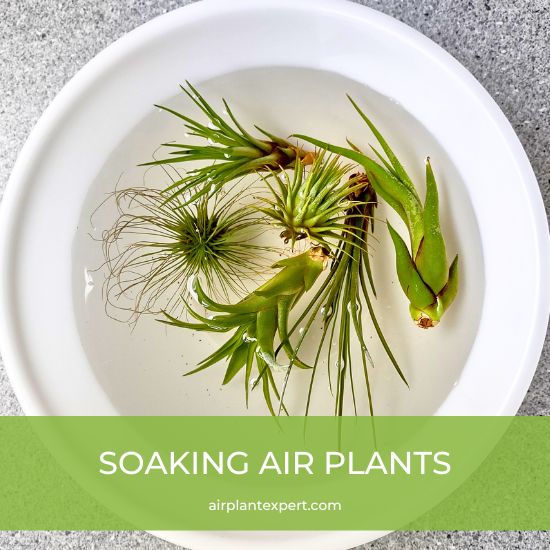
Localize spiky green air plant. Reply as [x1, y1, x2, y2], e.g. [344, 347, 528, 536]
[255, 150, 406, 414]
[161, 247, 329, 415]
[256, 151, 367, 251]
[294, 97, 459, 328]
[275, 174, 407, 416]
[101, 186, 271, 322]
[141, 82, 315, 203]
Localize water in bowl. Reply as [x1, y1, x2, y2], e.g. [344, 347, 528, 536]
[72, 67, 484, 416]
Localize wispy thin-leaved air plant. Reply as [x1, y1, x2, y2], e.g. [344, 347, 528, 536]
[100, 185, 273, 323]
[274, 172, 407, 416]
[98, 83, 458, 415]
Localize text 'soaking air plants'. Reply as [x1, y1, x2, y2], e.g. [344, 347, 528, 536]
[99, 83, 459, 415]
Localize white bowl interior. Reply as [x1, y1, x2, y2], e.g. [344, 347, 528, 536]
[72, 66, 484, 416]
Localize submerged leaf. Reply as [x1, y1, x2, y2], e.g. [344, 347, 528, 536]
[438, 254, 459, 314]
[415, 158, 448, 295]
[387, 223, 435, 310]
[223, 343, 249, 385]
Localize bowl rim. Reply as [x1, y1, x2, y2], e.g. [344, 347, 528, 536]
[0, 0, 549, 548]
[2, 0, 548, 416]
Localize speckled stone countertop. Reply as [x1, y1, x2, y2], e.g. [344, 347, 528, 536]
[1, 0, 549, 548]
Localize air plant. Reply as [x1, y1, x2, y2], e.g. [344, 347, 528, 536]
[295, 96, 459, 328]
[274, 173, 407, 416]
[142, 82, 315, 202]
[256, 151, 367, 251]
[101, 185, 271, 322]
[241, 149, 407, 415]
[161, 247, 329, 415]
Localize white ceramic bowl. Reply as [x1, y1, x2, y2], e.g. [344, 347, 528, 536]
[1, 0, 549, 548]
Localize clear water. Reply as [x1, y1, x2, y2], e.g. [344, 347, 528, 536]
[72, 67, 484, 416]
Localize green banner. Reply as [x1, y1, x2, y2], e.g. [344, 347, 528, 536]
[0, 416, 549, 530]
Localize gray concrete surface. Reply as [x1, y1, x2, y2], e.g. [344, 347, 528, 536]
[1, 0, 549, 548]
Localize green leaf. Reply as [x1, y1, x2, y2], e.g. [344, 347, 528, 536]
[222, 343, 249, 385]
[276, 296, 311, 369]
[358, 260, 408, 387]
[244, 342, 256, 407]
[415, 158, 448, 294]
[346, 95, 418, 198]
[438, 254, 459, 314]
[184, 301, 255, 329]
[362, 165, 410, 227]
[261, 368, 276, 417]
[254, 265, 304, 298]
[256, 308, 278, 367]
[387, 223, 435, 311]
[158, 312, 227, 332]
[369, 145, 399, 179]
[196, 329, 247, 371]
